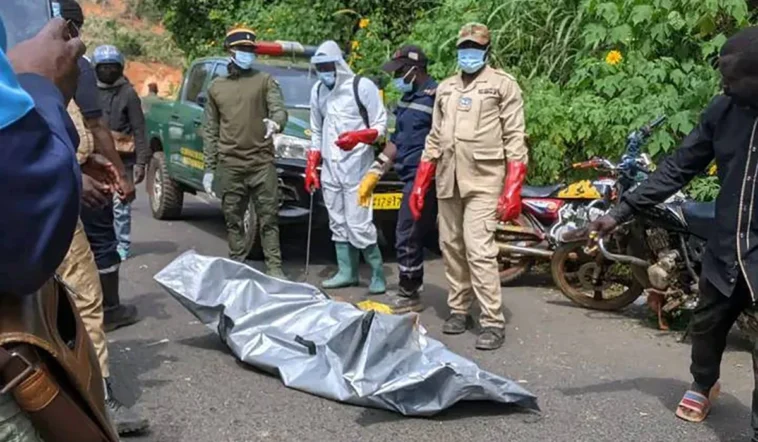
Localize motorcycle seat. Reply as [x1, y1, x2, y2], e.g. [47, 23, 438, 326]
[680, 201, 715, 240]
[521, 184, 564, 198]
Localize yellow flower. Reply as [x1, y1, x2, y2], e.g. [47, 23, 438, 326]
[351, 40, 360, 51]
[359, 18, 370, 29]
[708, 163, 718, 176]
[605, 50, 623, 66]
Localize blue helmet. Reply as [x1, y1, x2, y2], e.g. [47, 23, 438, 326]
[92, 45, 124, 67]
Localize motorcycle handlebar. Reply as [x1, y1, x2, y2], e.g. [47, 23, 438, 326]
[641, 115, 667, 136]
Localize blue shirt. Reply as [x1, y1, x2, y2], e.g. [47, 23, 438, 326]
[0, 53, 82, 295]
[390, 78, 437, 182]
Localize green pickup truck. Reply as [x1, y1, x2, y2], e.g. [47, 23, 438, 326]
[143, 56, 405, 256]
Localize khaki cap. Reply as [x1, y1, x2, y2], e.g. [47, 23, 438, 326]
[457, 22, 490, 46]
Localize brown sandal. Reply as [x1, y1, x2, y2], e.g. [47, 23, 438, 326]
[675, 382, 721, 423]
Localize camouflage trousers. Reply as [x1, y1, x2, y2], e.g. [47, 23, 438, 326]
[218, 162, 282, 271]
[0, 394, 43, 442]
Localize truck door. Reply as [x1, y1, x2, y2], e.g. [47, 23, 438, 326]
[167, 60, 213, 187]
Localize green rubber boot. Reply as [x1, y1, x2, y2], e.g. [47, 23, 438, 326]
[322, 242, 360, 289]
[362, 244, 386, 295]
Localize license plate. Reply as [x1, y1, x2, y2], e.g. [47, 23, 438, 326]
[373, 193, 402, 210]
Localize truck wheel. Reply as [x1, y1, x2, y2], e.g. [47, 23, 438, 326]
[148, 152, 184, 220]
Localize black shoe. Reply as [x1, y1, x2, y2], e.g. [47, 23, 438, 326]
[442, 314, 471, 335]
[476, 327, 505, 351]
[391, 292, 424, 314]
[398, 277, 423, 297]
[104, 304, 139, 332]
[105, 380, 150, 435]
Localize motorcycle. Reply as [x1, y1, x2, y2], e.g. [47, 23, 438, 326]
[551, 122, 758, 337]
[496, 117, 666, 285]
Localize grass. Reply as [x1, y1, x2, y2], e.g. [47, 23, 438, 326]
[83, 15, 185, 67]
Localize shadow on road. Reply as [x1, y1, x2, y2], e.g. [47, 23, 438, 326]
[108, 338, 178, 406]
[559, 377, 750, 442]
[354, 401, 537, 428]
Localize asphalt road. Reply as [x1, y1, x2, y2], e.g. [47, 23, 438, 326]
[111, 193, 755, 442]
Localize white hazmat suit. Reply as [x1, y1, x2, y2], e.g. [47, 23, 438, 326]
[309, 41, 388, 250]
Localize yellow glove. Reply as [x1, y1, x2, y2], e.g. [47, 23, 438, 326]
[358, 171, 381, 207]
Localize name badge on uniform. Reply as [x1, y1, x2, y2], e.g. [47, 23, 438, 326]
[457, 96, 472, 112]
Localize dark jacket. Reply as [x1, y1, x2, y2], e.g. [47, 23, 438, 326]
[613, 95, 758, 302]
[97, 76, 150, 165]
[1, 74, 81, 295]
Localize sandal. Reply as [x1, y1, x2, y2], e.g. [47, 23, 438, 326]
[675, 382, 721, 423]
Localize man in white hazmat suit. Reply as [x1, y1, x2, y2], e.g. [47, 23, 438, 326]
[304, 40, 389, 294]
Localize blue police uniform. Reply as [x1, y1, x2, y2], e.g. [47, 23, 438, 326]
[392, 78, 438, 287]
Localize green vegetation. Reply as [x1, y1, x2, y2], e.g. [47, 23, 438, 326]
[148, 0, 756, 199]
[82, 14, 185, 67]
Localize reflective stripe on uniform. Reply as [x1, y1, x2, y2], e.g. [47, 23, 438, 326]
[397, 101, 433, 115]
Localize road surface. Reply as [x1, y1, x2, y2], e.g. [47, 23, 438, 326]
[112, 193, 754, 442]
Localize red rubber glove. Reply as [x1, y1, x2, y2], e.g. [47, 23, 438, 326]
[305, 150, 321, 193]
[409, 160, 436, 221]
[497, 162, 528, 222]
[335, 129, 379, 151]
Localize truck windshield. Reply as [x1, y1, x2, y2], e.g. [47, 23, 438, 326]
[260, 66, 316, 109]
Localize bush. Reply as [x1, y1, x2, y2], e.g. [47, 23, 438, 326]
[84, 15, 185, 66]
[151, 0, 754, 199]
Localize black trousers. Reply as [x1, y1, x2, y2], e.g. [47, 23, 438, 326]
[395, 180, 437, 285]
[80, 199, 120, 271]
[690, 275, 757, 437]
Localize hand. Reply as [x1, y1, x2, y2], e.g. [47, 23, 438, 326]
[263, 118, 280, 139]
[496, 162, 527, 222]
[583, 215, 619, 249]
[305, 150, 321, 193]
[203, 172, 216, 198]
[7, 18, 86, 102]
[118, 172, 136, 204]
[335, 129, 379, 151]
[134, 165, 146, 185]
[81, 175, 112, 209]
[358, 171, 381, 207]
[81, 154, 121, 195]
[409, 160, 436, 221]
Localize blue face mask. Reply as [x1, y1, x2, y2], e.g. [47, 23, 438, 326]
[457, 48, 487, 74]
[393, 77, 414, 94]
[318, 71, 336, 88]
[232, 50, 255, 70]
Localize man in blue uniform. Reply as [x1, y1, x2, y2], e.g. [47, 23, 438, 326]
[358, 45, 438, 312]
[0, 17, 87, 441]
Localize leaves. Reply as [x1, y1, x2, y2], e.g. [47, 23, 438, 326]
[630, 4, 653, 24]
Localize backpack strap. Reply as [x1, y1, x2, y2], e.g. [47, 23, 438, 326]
[353, 75, 370, 128]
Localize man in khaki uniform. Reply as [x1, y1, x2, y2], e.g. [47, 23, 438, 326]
[408, 23, 528, 350]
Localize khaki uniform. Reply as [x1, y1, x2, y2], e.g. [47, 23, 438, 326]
[203, 69, 288, 266]
[57, 218, 110, 378]
[422, 66, 528, 328]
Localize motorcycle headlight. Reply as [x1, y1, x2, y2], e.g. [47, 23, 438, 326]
[274, 134, 308, 161]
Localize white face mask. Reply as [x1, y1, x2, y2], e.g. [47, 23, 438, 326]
[318, 71, 336, 88]
[232, 50, 256, 69]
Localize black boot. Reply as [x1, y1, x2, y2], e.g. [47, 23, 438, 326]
[101, 268, 139, 332]
[442, 314, 472, 335]
[390, 277, 424, 314]
[105, 378, 150, 435]
[476, 327, 505, 351]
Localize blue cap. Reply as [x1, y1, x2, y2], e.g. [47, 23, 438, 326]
[92, 45, 124, 67]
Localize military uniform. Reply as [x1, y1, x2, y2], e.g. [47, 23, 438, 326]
[203, 66, 288, 270]
[421, 65, 528, 329]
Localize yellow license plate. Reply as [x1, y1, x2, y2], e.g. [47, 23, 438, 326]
[373, 193, 403, 210]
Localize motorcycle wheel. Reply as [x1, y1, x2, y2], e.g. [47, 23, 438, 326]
[497, 213, 538, 286]
[550, 241, 644, 311]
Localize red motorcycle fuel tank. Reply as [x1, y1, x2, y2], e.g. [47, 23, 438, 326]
[522, 198, 565, 225]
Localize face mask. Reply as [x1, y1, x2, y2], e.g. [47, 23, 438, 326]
[393, 67, 417, 94]
[232, 50, 255, 70]
[457, 48, 487, 74]
[318, 71, 336, 88]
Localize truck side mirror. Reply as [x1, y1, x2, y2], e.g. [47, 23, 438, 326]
[196, 92, 208, 108]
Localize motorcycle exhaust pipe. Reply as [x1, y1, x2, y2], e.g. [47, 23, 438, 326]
[597, 239, 649, 268]
[498, 244, 554, 259]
